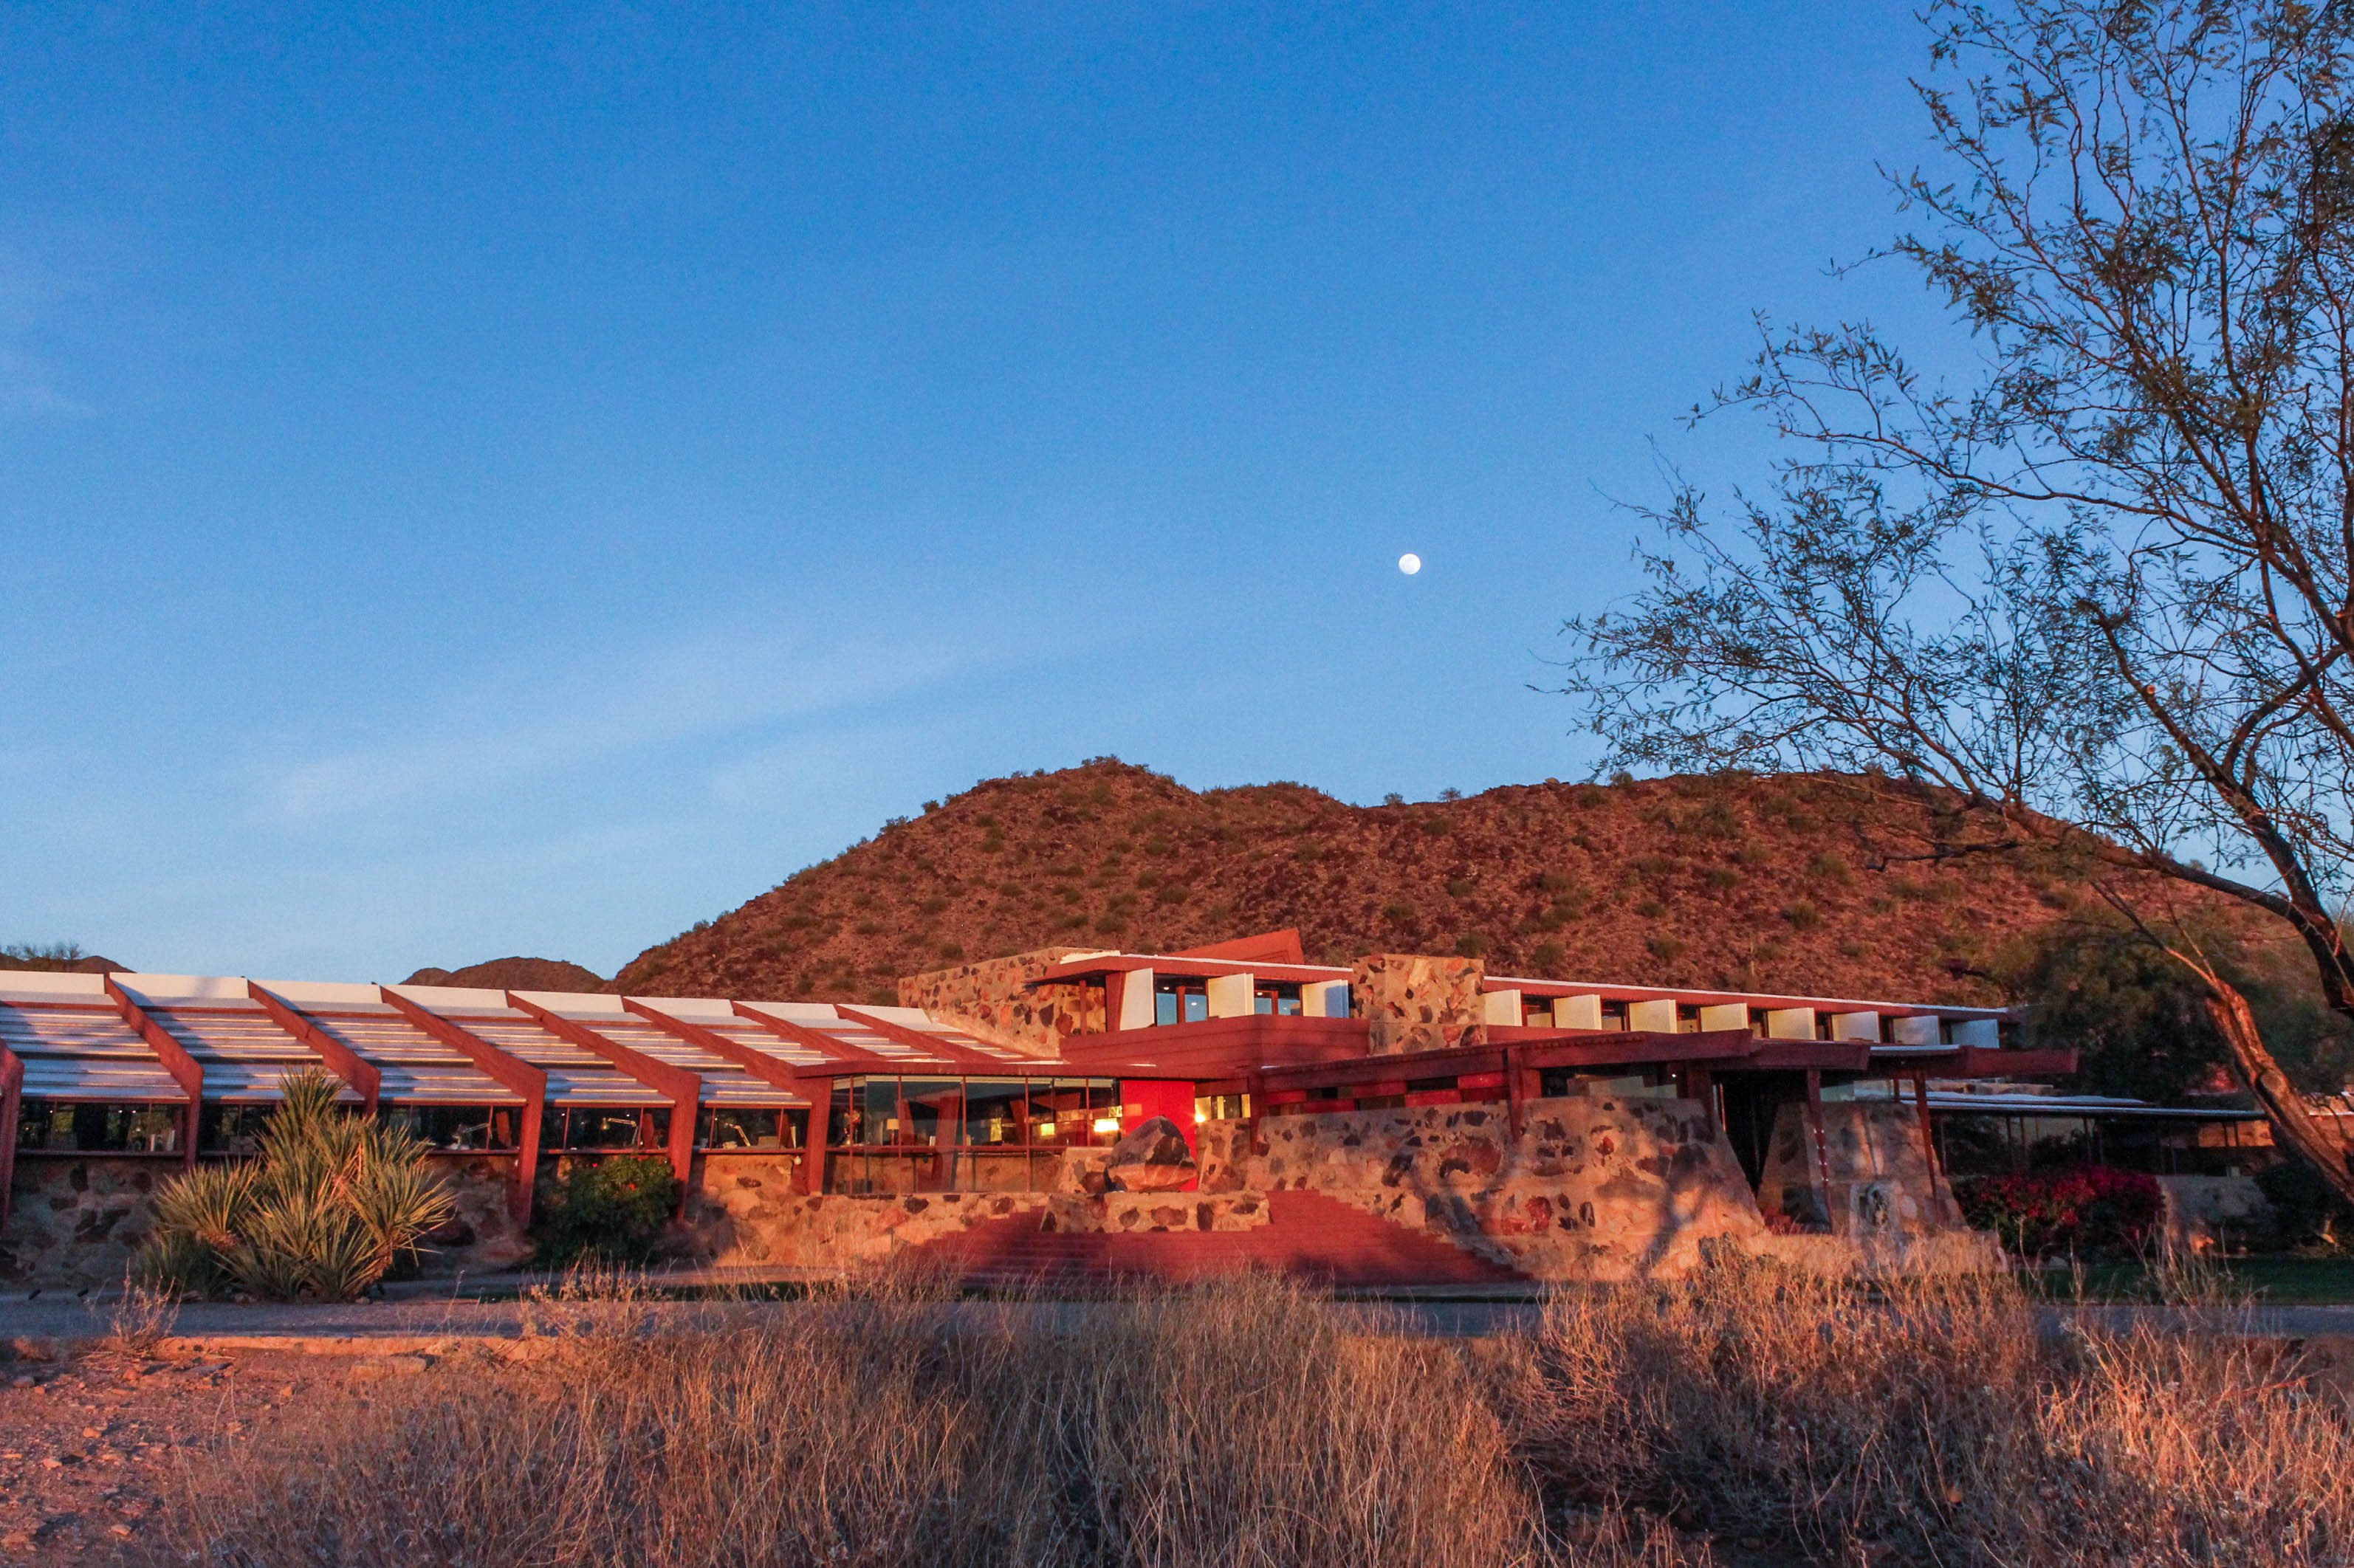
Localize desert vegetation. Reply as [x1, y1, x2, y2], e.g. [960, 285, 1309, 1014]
[137, 1070, 453, 1301]
[162, 1261, 2351, 1567]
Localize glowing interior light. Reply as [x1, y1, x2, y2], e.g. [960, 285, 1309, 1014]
[1092, 1117, 1120, 1134]
[1037, 1123, 1057, 1138]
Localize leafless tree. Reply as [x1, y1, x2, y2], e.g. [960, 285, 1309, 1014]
[1565, 0, 2354, 1202]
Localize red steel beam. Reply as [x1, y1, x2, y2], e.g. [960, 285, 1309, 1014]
[0, 1046, 21, 1228]
[103, 978, 205, 1169]
[247, 983, 382, 1114]
[620, 1000, 803, 1095]
[379, 987, 547, 1222]
[505, 994, 700, 1191]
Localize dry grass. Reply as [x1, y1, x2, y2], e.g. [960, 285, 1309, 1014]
[154, 1262, 2354, 1567]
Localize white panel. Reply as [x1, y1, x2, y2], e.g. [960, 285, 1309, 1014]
[1205, 973, 1254, 1019]
[1698, 1003, 1750, 1034]
[1890, 1016, 1943, 1046]
[512, 990, 626, 1017]
[1951, 1019, 2001, 1050]
[747, 1002, 845, 1022]
[113, 974, 250, 1004]
[255, 979, 382, 1006]
[856, 1005, 933, 1026]
[1627, 999, 1678, 1034]
[387, 983, 511, 1011]
[1555, 994, 1604, 1030]
[0, 972, 108, 1002]
[1829, 1011, 1882, 1042]
[1483, 989, 1522, 1026]
[1119, 969, 1157, 1030]
[1764, 1007, 1817, 1039]
[627, 995, 736, 1022]
[1300, 980, 1348, 1017]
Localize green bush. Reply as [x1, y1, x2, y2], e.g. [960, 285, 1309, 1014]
[2257, 1158, 2354, 1252]
[139, 1069, 455, 1301]
[534, 1155, 682, 1268]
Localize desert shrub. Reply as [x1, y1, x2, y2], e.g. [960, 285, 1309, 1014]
[1806, 849, 1853, 884]
[176, 1276, 1559, 1568]
[936, 941, 965, 961]
[1446, 877, 1476, 898]
[1952, 1166, 2163, 1259]
[1633, 898, 1667, 919]
[138, 1070, 453, 1302]
[1152, 882, 1190, 906]
[1520, 1253, 2354, 1565]
[1646, 935, 1687, 961]
[2257, 1158, 2354, 1252]
[1419, 814, 1452, 836]
[1537, 870, 1576, 893]
[1381, 901, 1416, 924]
[1454, 932, 1490, 958]
[533, 1155, 682, 1269]
[1781, 899, 1822, 929]
[1704, 864, 1740, 890]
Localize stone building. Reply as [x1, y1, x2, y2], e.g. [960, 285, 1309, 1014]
[0, 932, 2085, 1287]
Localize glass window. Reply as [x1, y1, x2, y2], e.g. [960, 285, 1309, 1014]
[381, 1105, 521, 1152]
[1254, 983, 1303, 1016]
[861, 1078, 901, 1146]
[963, 1078, 1029, 1145]
[199, 1104, 271, 1155]
[1153, 979, 1209, 1025]
[17, 1101, 182, 1153]
[543, 1107, 668, 1150]
[828, 1079, 858, 1147]
[901, 1078, 959, 1148]
[698, 1108, 796, 1149]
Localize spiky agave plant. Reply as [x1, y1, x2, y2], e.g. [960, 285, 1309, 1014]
[139, 1068, 456, 1301]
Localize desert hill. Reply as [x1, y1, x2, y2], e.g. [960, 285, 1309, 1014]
[611, 759, 2123, 1008]
[402, 957, 607, 991]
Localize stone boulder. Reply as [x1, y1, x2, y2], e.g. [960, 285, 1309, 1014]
[1106, 1115, 1197, 1192]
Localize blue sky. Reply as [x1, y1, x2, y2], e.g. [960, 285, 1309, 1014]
[1, 2, 1953, 980]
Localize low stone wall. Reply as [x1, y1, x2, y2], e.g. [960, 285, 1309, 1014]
[1041, 1192, 1269, 1234]
[1199, 1093, 1769, 1280]
[0, 1157, 172, 1289]
[1757, 1100, 1965, 1240]
[421, 1154, 533, 1272]
[1352, 953, 1485, 1056]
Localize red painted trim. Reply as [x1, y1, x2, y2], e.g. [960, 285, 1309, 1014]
[247, 983, 382, 1113]
[378, 988, 546, 1222]
[506, 994, 699, 1192]
[620, 1000, 803, 1096]
[0, 1047, 22, 1228]
[103, 978, 204, 1169]
[1170, 929, 1308, 965]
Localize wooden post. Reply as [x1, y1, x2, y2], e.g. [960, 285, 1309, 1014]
[1912, 1073, 1949, 1212]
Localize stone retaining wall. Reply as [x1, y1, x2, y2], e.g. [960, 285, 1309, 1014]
[1198, 1092, 1769, 1280]
[896, 946, 1101, 1053]
[1757, 1100, 1963, 1239]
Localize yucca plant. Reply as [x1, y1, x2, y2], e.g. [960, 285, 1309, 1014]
[138, 1069, 456, 1301]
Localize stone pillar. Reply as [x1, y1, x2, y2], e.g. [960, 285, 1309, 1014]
[1352, 954, 1486, 1056]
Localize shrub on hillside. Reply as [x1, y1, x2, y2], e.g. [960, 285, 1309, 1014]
[1952, 1166, 2162, 1258]
[534, 1155, 682, 1268]
[139, 1070, 454, 1301]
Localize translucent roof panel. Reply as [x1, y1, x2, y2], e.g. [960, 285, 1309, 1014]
[850, 1005, 1062, 1067]
[736, 1002, 955, 1067]
[382, 990, 665, 1107]
[143, 1003, 357, 1104]
[509, 997, 797, 1108]
[0, 1001, 188, 1102]
[286, 1002, 521, 1107]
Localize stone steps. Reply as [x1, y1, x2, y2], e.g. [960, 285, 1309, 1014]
[909, 1190, 1528, 1287]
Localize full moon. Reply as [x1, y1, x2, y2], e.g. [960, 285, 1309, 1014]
[1398, 553, 1422, 575]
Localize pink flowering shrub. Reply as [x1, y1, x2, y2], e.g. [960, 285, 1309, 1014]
[1952, 1166, 2163, 1258]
